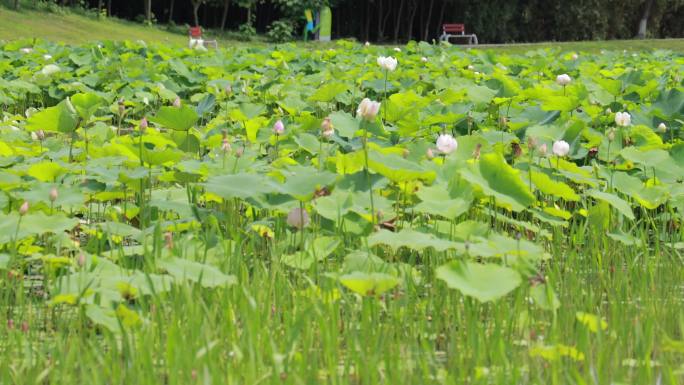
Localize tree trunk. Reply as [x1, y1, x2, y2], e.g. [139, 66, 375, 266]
[220, 0, 230, 30]
[406, 0, 418, 41]
[435, 0, 447, 40]
[422, 0, 435, 41]
[637, 0, 655, 39]
[381, 1, 392, 41]
[144, 0, 152, 23]
[192, 0, 201, 27]
[97, 0, 103, 18]
[107, 0, 112, 16]
[168, 0, 175, 23]
[393, 0, 405, 43]
[376, 0, 383, 41]
[364, 0, 370, 42]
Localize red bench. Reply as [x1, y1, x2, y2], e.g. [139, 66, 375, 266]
[440, 24, 478, 45]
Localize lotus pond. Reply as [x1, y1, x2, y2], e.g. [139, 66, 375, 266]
[1, 39, 684, 384]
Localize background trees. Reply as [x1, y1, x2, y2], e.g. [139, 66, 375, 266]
[26, 0, 684, 43]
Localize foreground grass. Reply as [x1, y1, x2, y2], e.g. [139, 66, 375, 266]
[0, 5, 682, 53]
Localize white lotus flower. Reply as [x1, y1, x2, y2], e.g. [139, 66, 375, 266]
[571, 53, 579, 60]
[421, 57, 428, 63]
[287, 207, 310, 229]
[364, 41, 370, 47]
[43, 54, 52, 60]
[20, 47, 32, 54]
[436, 134, 458, 155]
[377, 56, 398, 72]
[41, 64, 60, 76]
[614, 111, 631, 127]
[657, 122, 667, 133]
[556, 74, 572, 86]
[552, 140, 570, 157]
[393, 47, 401, 52]
[357, 98, 381, 121]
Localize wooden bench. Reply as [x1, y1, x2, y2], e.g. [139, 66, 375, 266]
[440, 24, 478, 45]
[188, 26, 218, 49]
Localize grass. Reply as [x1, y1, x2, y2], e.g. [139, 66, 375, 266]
[0, 5, 683, 53]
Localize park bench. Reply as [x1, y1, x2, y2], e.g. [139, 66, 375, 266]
[439, 24, 478, 45]
[188, 26, 218, 49]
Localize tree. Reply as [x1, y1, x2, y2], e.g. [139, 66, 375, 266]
[190, 0, 205, 27]
[637, 0, 655, 38]
[221, 0, 231, 30]
[144, 0, 153, 24]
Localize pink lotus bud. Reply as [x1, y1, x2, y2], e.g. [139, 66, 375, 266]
[7, 319, 14, 330]
[426, 148, 434, 159]
[140, 117, 148, 131]
[164, 232, 173, 249]
[235, 147, 244, 158]
[77, 252, 86, 267]
[273, 120, 285, 135]
[356, 98, 381, 121]
[286, 207, 310, 230]
[321, 117, 334, 139]
[21, 321, 28, 333]
[538, 143, 548, 157]
[221, 138, 231, 153]
[49, 187, 58, 202]
[224, 84, 232, 94]
[172, 97, 181, 108]
[19, 201, 29, 216]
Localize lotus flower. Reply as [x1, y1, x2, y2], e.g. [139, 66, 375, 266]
[140, 117, 148, 131]
[658, 122, 667, 133]
[172, 97, 181, 108]
[287, 207, 310, 230]
[615, 111, 631, 127]
[421, 57, 428, 63]
[436, 134, 458, 155]
[552, 140, 570, 157]
[357, 98, 381, 121]
[556, 74, 571, 86]
[273, 120, 285, 135]
[41, 64, 60, 76]
[49, 187, 58, 203]
[377, 56, 398, 72]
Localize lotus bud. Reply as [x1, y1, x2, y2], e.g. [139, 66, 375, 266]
[527, 136, 537, 151]
[393, 47, 401, 53]
[538, 143, 548, 157]
[658, 122, 667, 133]
[556, 74, 572, 86]
[286, 207, 310, 230]
[224, 84, 232, 95]
[377, 56, 398, 72]
[235, 147, 244, 158]
[172, 97, 181, 108]
[571, 53, 579, 60]
[605, 108, 612, 114]
[321, 117, 334, 139]
[7, 319, 14, 330]
[77, 252, 86, 267]
[140, 117, 148, 132]
[36, 130, 45, 140]
[221, 138, 231, 153]
[615, 111, 631, 127]
[426, 148, 434, 160]
[21, 321, 28, 333]
[356, 98, 381, 121]
[552, 140, 570, 157]
[402, 149, 410, 158]
[164, 232, 173, 249]
[607, 128, 616, 142]
[49, 187, 58, 202]
[273, 120, 285, 135]
[472, 143, 482, 160]
[19, 201, 29, 216]
[499, 116, 508, 127]
[435, 134, 458, 155]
